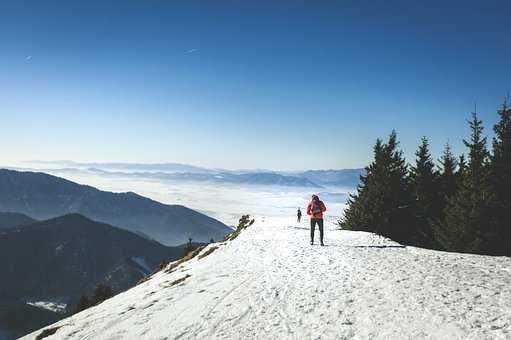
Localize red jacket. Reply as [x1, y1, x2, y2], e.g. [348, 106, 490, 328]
[307, 198, 326, 219]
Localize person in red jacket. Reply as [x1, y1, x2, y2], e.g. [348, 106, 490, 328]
[307, 194, 326, 246]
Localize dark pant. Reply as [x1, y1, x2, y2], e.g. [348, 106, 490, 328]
[297, 215, 301, 222]
[310, 218, 324, 243]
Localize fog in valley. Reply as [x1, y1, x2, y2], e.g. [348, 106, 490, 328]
[22, 165, 353, 228]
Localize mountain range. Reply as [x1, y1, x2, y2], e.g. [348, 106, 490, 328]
[87, 168, 322, 187]
[26, 160, 213, 174]
[0, 213, 191, 339]
[286, 169, 364, 187]
[22, 161, 364, 188]
[0, 169, 231, 245]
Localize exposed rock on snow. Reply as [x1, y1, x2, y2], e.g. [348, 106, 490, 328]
[22, 217, 511, 339]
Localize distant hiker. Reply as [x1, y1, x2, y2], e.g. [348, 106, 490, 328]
[297, 208, 302, 223]
[307, 194, 326, 246]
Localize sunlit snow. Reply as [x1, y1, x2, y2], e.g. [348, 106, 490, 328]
[21, 217, 511, 339]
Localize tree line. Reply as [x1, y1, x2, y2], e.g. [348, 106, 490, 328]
[340, 100, 511, 256]
[74, 283, 113, 314]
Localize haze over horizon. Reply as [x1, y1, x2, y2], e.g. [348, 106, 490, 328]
[2, 1, 511, 170]
[12, 159, 364, 173]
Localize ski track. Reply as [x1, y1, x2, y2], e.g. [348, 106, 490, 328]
[21, 217, 511, 340]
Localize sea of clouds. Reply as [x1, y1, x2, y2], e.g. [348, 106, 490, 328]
[34, 168, 353, 227]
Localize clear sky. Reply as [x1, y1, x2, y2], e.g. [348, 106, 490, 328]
[1, 1, 510, 170]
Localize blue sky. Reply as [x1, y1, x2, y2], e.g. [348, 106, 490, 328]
[1, 1, 510, 170]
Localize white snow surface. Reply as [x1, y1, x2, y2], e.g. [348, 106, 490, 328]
[26, 301, 67, 314]
[22, 217, 511, 340]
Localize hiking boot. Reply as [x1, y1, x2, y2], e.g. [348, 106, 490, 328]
[310, 240, 314, 245]
[320, 242, 325, 246]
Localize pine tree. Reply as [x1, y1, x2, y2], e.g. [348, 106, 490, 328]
[183, 238, 194, 257]
[433, 144, 459, 250]
[340, 138, 383, 232]
[456, 154, 468, 188]
[438, 143, 458, 200]
[92, 283, 113, 304]
[487, 99, 511, 255]
[457, 154, 467, 176]
[409, 137, 440, 247]
[341, 131, 413, 244]
[436, 112, 491, 253]
[74, 295, 91, 314]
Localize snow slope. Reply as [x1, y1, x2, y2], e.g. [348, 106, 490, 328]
[22, 217, 511, 339]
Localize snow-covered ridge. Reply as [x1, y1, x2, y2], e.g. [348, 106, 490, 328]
[22, 217, 511, 339]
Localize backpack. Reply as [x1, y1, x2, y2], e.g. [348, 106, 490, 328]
[312, 201, 322, 215]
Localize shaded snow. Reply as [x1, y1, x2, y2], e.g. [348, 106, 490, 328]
[22, 217, 511, 339]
